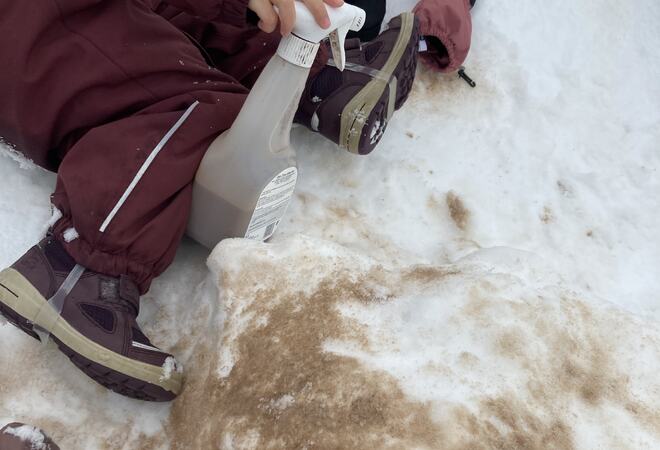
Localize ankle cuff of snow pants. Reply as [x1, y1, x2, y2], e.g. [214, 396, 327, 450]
[51, 217, 158, 295]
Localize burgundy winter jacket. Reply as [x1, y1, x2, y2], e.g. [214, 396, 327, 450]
[149, 0, 249, 23]
[414, 0, 473, 72]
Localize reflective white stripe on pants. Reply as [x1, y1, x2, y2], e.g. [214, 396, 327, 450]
[99, 101, 200, 233]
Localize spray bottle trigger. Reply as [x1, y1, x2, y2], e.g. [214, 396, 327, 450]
[329, 27, 347, 71]
[328, 8, 365, 72]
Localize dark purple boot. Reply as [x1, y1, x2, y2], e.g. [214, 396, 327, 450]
[296, 12, 420, 155]
[0, 236, 183, 401]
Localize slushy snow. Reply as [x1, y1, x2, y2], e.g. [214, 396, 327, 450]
[1, 0, 659, 448]
[160, 356, 183, 382]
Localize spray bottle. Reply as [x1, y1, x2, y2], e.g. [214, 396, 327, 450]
[187, 1, 365, 249]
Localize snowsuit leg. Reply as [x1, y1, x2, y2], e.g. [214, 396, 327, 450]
[0, 0, 280, 293]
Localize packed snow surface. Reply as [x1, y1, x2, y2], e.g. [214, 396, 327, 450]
[1, 0, 659, 448]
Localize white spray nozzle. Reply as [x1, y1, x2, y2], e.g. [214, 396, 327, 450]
[327, 7, 365, 71]
[277, 1, 365, 70]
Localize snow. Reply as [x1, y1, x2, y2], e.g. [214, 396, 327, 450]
[1, 0, 660, 448]
[62, 227, 79, 243]
[160, 356, 182, 382]
[369, 118, 386, 144]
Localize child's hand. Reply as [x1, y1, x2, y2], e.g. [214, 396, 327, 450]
[248, 0, 345, 36]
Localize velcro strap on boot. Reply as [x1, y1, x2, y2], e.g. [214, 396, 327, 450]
[119, 275, 140, 315]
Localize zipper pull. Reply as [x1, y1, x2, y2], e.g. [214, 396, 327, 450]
[458, 66, 476, 88]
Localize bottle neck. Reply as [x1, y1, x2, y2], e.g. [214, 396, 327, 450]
[277, 34, 320, 68]
[223, 56, 310, 157]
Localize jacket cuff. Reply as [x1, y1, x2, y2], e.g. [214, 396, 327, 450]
[421, 23, 456, 72]
[221, 0, 250, 27]
[413, 0, 473, 73]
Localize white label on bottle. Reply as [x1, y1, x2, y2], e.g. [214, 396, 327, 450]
[245, 167, 298, 241]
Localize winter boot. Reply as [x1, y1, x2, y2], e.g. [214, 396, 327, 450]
[295, 12, 420, 155]
[0, 235, 183, 401]
[0, 423, 60, 450]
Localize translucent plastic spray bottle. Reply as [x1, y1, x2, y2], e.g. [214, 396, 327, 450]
[187, 1, 365, 249]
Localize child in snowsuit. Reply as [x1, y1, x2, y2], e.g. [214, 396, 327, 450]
[0, 0, 473, 401]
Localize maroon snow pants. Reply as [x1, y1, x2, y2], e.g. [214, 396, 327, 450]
[0, 0, 324, 293]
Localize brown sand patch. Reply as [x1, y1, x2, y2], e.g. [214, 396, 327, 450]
[554, 339, 624, 406]
[328, 205, 354, 220]
[540, 206, 554, 224]
[458, 351, 480, 368]
[164, 261, 589, 450]
[452, 397, 574, 450]
[402, 265, 461, 285]
[408, 64, 498, 114]
[549, 299, 628, 406]
[545, 304, 660, 435]
[462, 283, 495, 321]
[624, 401, 660, 435]
[316, 202, 405, 262]
[152, 245, 660, 448]
[496, 330, 526, 359]
[491, 296, 626, 405]
[459, 281, 660, 443]
[167, 270, 445, 449]
[446, 192, 470, 231]
[410, 67, 465, 101]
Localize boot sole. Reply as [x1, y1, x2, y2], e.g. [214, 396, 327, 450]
[0, 268, 182, 401]
[339, 12, 418, 154]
